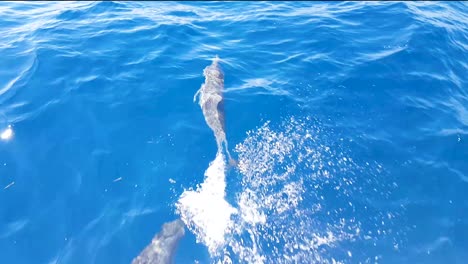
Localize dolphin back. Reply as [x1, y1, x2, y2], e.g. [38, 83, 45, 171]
[132, 219, 185, 264]
[196, 56, 237, 167]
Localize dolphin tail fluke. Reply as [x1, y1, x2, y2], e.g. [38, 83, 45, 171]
[223, 140, 238, 169]
[216, 138, 237, 168]
[228, 156, 238, 168]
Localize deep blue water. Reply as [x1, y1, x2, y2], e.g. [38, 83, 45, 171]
[0, 1, 467, 264]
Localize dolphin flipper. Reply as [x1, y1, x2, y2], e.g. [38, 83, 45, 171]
[193, 85, 202, 103]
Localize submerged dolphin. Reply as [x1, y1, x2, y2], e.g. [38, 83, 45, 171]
[132, 219, 185, 264]
[194, 56, 236, 166]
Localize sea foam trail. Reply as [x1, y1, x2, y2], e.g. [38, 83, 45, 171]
[176, 151, 237, 254]
[176, 116, 401, 263]
[178, 56, 400, 263]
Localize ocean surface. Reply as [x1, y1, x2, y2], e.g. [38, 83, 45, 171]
[0, 1, 467, 264]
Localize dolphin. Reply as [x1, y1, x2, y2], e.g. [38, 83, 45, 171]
[132, 219, 185, 264]
[193, 56, 236, 166]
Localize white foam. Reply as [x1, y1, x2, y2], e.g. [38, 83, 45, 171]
[226, 117, 399, 263]
[176, 151, 237, 254]
[177, 117, 399, 263]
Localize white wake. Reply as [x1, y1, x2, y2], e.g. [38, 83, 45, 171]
[176, 151, 237, 254]
[177, 117, 401, 263]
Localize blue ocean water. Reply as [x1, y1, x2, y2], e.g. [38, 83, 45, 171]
[0, 1, 467, 263]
